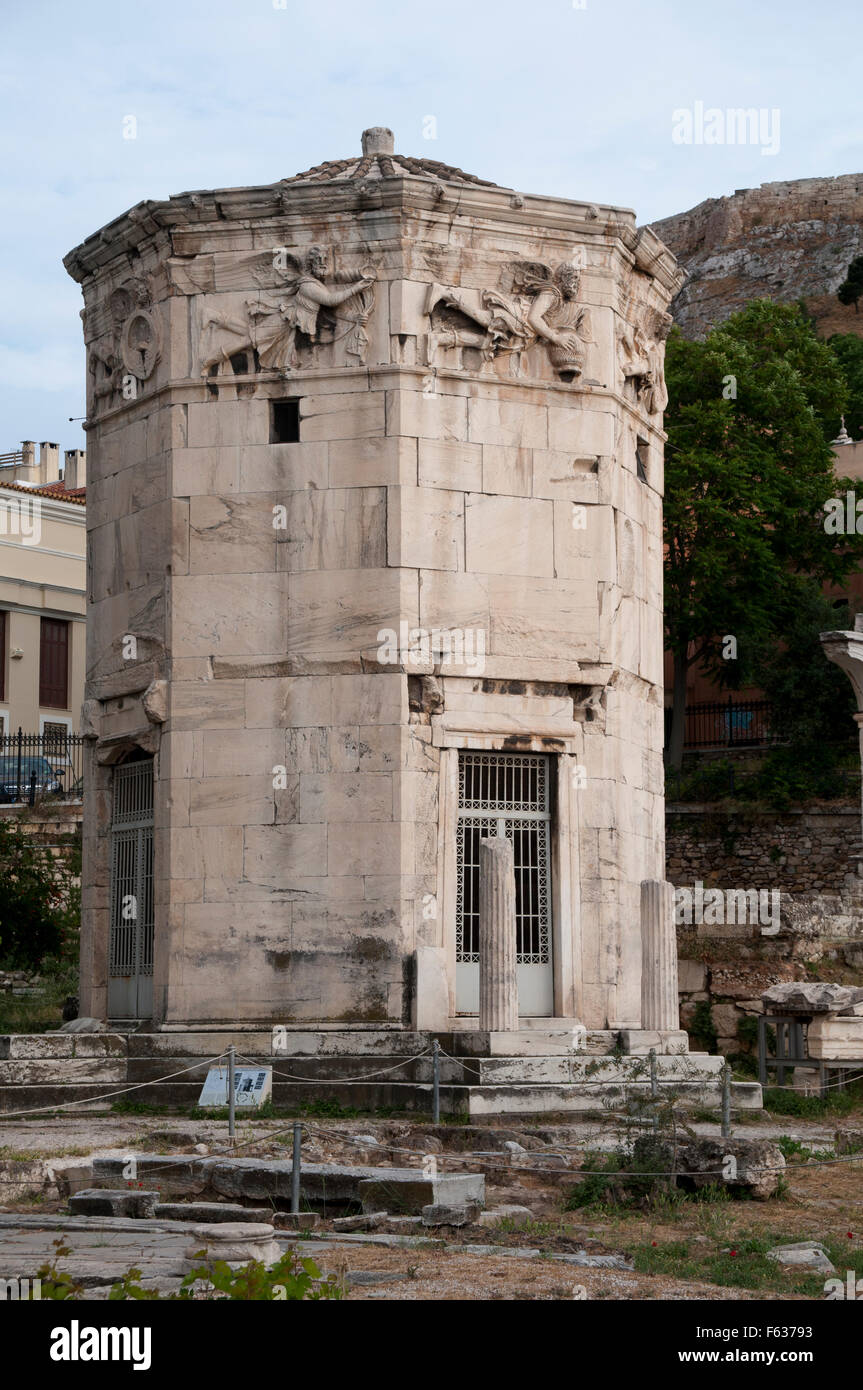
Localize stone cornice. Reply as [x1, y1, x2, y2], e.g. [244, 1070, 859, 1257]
[64, 175, 683, 297]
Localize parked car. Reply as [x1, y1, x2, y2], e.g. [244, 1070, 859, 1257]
[0, 756, 65, 803]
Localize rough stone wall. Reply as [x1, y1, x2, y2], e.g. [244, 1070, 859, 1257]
[667, 804, 859, 893]
[650, 173, 863, 338]
[670, 802, 863, 1055]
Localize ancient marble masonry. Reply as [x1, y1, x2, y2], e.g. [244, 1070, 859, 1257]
[66, 127, 684, 1036]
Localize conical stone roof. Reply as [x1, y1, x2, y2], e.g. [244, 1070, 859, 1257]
[282, 126, 501, 188]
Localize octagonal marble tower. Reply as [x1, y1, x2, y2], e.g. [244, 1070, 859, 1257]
[66, 127, 684, 1034]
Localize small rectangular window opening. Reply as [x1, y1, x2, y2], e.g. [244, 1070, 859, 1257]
[271, 399, 301, 444]
[636, 437, 649, 483]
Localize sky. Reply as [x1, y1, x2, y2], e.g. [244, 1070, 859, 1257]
[1, 0, 861, 455]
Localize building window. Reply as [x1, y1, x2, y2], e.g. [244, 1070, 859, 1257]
[0, 610, 6, 701]
[39, 617, 69, 709]
[455, 751, 552, 966]
[271, 399, 301, 443]
[636, 437, 649, 483]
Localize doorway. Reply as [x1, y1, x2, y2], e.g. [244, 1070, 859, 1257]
[107, 755, 154, 1018]
[454, 751, 553, 1016]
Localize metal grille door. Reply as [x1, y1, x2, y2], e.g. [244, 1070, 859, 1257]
[108, 759, 154, 1018]
[455, 751, 553, 1016]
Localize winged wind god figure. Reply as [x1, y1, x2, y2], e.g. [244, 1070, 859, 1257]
[424, 259, 592, 381]
[199, 246, 376, 376]
[617, 309, 673, 417]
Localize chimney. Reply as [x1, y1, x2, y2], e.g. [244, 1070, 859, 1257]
[63, 448, 86, 490]
[38, 441, 60, 485]
[9, 440, 40, 486]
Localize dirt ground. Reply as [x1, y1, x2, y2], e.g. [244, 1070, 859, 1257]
[1, 1105, 861, 1301]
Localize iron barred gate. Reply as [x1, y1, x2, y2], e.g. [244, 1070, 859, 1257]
[108, 758, 154, 1018]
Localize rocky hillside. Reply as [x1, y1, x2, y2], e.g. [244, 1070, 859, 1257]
[650, 173, 863, 338]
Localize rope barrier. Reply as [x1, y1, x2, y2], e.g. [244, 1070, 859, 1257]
[0, 1050, 232, 1120]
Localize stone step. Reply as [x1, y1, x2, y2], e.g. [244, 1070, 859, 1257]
[470, 1053, 724, 1084]
[467, 1079, 763, 1117]
[0, 1034, 127, 1060]
[0, 1059, 127, 1085]
[124, 1053, 465, 1084]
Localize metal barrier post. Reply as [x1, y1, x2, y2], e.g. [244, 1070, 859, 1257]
[432, 1039, 440, 1124]
[227, 1045, 236, 1146]
[291, 1122, 302, 1215]
[721, 1063, 732, 1139]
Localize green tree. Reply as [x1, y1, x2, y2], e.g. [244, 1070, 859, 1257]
[664, 300, 858, 767]
[743, 590, 858, 801]
[837, 255, 863, 314]
[826, 333, 863, 442]
[0, 818, 79, 970]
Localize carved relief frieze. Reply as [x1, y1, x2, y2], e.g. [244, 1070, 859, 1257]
[617, 306, 672, 419]
[86, 277, 159, 416]
[424, 258, 593, 382]
[197, 245, 377, 376]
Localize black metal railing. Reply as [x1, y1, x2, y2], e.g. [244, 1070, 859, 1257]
[678, 697, 775, 749]
[0, 728, 84, 805]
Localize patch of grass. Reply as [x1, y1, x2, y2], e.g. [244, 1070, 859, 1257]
[775, 1135, 832, 1163]
[630, 1234, 796, 1292]
[110, 1100, 165, 1116]
[763, 1078, 863, 1119]
[0, 957, 78, 1035]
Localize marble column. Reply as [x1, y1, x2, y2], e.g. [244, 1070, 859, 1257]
[479, 836, 518, 1032]
[640, 879, 679, 1031]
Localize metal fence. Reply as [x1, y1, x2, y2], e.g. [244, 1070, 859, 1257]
[0, 728, 84, 805]
[670, 698, 775, 750]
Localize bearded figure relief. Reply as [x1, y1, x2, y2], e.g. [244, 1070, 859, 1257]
[617, 309, 673, 417]
[424, 260, 592, 381]
[199, 246, 376, 375]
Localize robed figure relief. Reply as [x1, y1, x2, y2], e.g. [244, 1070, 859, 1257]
[425, 260, 592, 381]
[199, 246, 376, 375]
[617, 309, 672, 417]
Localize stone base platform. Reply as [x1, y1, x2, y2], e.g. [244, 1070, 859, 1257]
[0, 1029, 763, 1117]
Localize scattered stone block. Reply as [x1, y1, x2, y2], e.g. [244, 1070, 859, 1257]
[359, 1171, 484, 1215]
[273, 1212, 320, 1231]
[380, 1216, 423, 1233]
[766, 1241, 836, 1274]
[421, 1201, 481, 1228]
[676, 1137, 785, 1200]
[136, 1128, 199, 1150]
[332, 1211, 389, 1232]
[154, 1202, 271, 1223]
[808, 1016, 863, 1059]
[762, 982, 863, 1015]
[834, 1128, 863, 1155]
[70, 1188, 160, 1218]
[477, 1204, 534, 1228]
